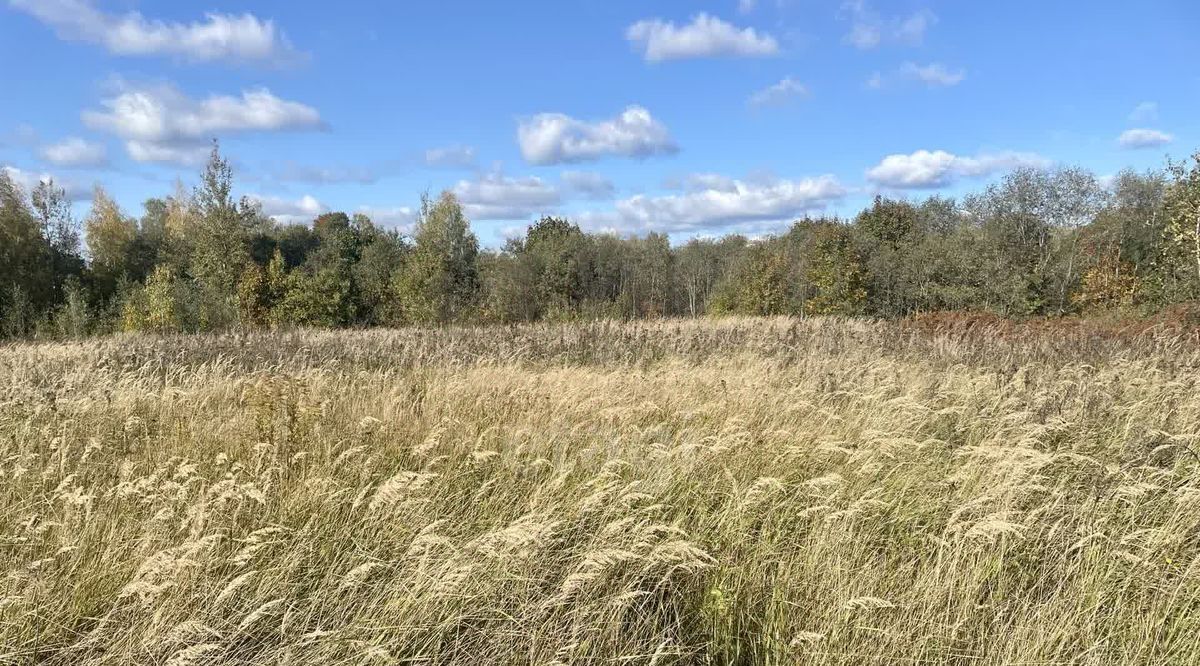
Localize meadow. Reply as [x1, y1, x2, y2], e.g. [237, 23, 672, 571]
[2, 317, 1199, 665]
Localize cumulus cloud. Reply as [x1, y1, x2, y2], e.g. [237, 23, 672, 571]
[1, 164, 90, 201]
[8, 0, 301, 65]
[1117, 128, 1173, 150]
[518, 106, 677, 165]
[452, 171, 561, 220]
[677, 173, 740, 193]
[581, 174, 846, 235]
[124, 141, 210, 166]
[561, 171, 616, 200]
[842, 2, 936, 49]
[747, 77, 808, 108]
[38, 137, 107, 167]
[626, 13, 780, 62]
[866, 149, 1049, 189]
[246, 193, 327, 223]
[356, 205, 418, 232]
[424, 145, 477, 169]
[1128, 102, 1159, 124]
[83, 83, 323, 165]
[900, 62, 966, 87]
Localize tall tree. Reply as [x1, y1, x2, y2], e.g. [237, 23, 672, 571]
[393, 192, 479, 323]
[190, 141, 250, 328]
[84, 186, 138, 300]
[0, 172, 52, 336]
[1163, 152, 1200, 299]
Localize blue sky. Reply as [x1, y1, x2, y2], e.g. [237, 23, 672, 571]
[1, 0, 1197, 246]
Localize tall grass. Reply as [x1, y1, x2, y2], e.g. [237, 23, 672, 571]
[2, 317, 1198, 664]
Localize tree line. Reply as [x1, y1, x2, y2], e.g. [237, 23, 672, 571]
[3, 143, 1200, 339]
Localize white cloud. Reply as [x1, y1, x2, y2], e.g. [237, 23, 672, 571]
[38, 137, 107, 167]
[748, 77, 808, 108]
[8, 0, 300, 65]
[626, 13, 780, 62]
[842, 2, 936, 49]
[561, 170, 616, 199]
[899, 62, 966, 87]
[125, 141, 210, 166]
[356, 205, 417, 232]
[247, 193, 327, 223]
[1128, 102, 1159, 124]
[866, 149, 1049, 189]
[518, 106, 677, 165]
[677, 173, 740, 193]
[452, 172, 561, 220]
[83, 83, 323, 165]
[424, 145, 477, 169]
[581, 174, 846, 235]
[1117, 128, 1173, 149]
[1, 164, 90, 201]
[865, 71, 885, 90]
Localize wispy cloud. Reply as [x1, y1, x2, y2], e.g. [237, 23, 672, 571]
[561, 170, 616, 200]
[424, 145, 477, 169]
[841, 2, 936, 49]
[38, 137, 107, 168]
[748, 77, 808, 108]
[1, 164, 91, 201]
[900, 62, 966, 88]
[1128, 101, 1159, 124]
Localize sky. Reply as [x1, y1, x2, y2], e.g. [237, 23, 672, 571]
[1, 0, 1197, 246]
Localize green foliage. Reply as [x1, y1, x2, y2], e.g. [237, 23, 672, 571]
[53, 277, 91, 338]
[522, 217, 594, 317]
[1162, 152, 1200, 298]
[122, 265, 185, 334]
[190, 142, 250, 330]
[393, 192, 479, 324]
[710, 245, 793, 316]
[273, 267, 355, 328]
[9, 141, 1200, 339]
[804, 224, 867, 315]
[237, 263, 271, 329]
[2, 284, 32, 339]
[1, 171, 67, 335]
[857, 196, 918, 247]
[84, 187, 139, 298]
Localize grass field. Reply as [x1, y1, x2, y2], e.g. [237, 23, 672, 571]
[3, 317, 1200, 665]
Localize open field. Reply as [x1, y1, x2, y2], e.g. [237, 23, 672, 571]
[3, 317, 1200, 665]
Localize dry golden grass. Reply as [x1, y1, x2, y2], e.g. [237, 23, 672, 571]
[2, 317, 1199, 664]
